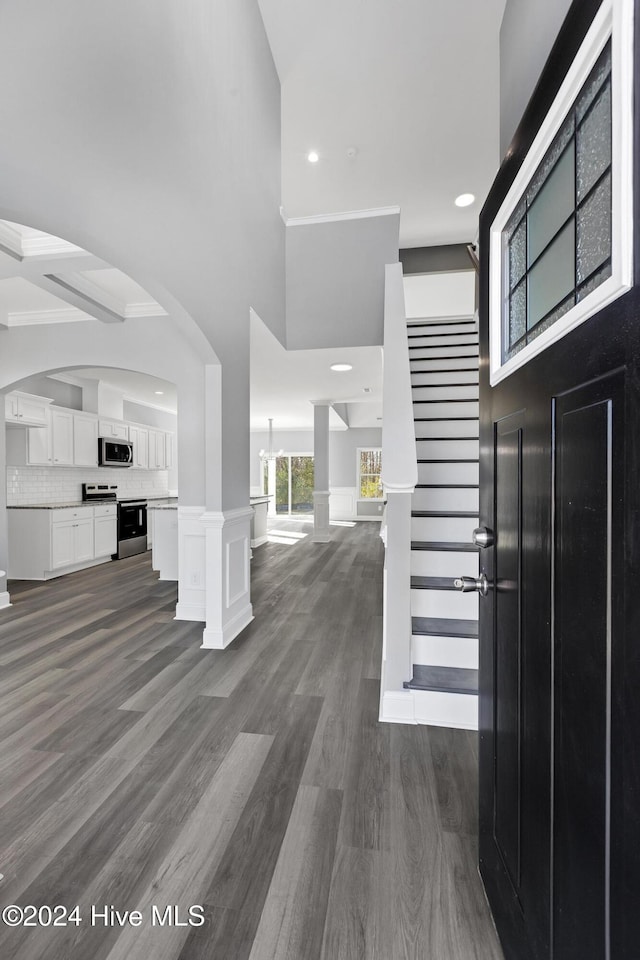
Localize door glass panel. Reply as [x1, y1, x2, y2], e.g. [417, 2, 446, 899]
[576, 81, 611, 202]
[527, 221, 575, 328]
[527, 142, 575, 266]
[509, 220, 527, 289]
[577, 172, 611, 283]
[290, 456, 314, 514]
[509, 282, 526, 351]
[275, 456, 289, 514]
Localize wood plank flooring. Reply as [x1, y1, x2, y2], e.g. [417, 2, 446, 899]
[0, 519, 503, 960]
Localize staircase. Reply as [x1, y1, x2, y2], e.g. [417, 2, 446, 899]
[402, 318, 480, 729]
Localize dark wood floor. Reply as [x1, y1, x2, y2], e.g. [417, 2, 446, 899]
[0, 519, 503, 960]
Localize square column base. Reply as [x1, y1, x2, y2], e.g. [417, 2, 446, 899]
[200, 507, 254, 649]
[312, 490, 331, 543]
[175, 506, 206, 622]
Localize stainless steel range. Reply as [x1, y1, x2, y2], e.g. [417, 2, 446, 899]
[82, 483, 148, 559]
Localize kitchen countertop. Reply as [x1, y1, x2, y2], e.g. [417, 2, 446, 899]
[147, 501, 178, 510]
[8, 494, 178, 510]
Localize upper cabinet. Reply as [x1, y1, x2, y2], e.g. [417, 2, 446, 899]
[98, 419, 129, 440]
[5, 391, 53, 427]
[6, 392, 174, 472]
[72, 413, 98, 467]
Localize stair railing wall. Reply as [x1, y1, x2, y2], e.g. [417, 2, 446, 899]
[379, 262, 417, 720]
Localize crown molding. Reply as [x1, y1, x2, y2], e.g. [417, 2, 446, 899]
[0, 221, 23, 257]
[6, 307, 90, 326]
[284, 205, 401, 227]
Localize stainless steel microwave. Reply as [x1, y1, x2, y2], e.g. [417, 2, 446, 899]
[98, 437, 133, 467]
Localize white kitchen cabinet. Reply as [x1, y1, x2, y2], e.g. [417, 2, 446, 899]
[51, 519, 94, 568]
[94, 503, 117, 557]
[98, 419, 129, 440]
[27, 412, 53, 465]
[5, 391, 53, 426]
[165, 431, 174, 469]
[8, 505, 112, 579]
[73, 413, 99, 466]
[51, 409, 74, 465]
[148, 429, 166, 470]
[129, 425, 149, 469]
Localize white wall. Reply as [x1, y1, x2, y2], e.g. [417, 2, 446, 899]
[0, 0, 285, 513]
[250, 427, 382, 491]
[500, 0, 573, 155]
[285, 212, 400, 349]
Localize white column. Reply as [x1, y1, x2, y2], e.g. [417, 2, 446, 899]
[201, 506, 254, 649]
[0, 408, 10, 610]
[312, 402, 331, 543]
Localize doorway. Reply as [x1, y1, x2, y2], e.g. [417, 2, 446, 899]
[263, 454, 314, 516]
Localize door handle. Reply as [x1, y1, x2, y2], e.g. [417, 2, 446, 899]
[454, 573, 491, 597]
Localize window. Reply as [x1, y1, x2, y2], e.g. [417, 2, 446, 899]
[358, 448, 383, 499]
[489, 0, 633, 385]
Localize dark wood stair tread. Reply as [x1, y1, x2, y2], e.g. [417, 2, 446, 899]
[411, 540, 479, 552]
[417, 459, 479, 464]
[413, 398, 479, 404]
[410, 354, 479, 360]
[409, 344, 478, 350]
[411, 510, 478, 518]
[404, 665, 478, 695]
[416, 483, 479, 489]
[407, 331, 479, 339]
[411, 576, 459, 590]
[411, 617, 479, 638]
[416, 437, 479, 442]
[412, 382, 479, 389]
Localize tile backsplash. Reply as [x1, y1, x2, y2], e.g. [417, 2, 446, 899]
[6, 467, 170, 505]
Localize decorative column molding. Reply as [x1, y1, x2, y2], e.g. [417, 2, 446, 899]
[175, 506, 206, 622]
[200, 506, 254, 649]
[0, 570, 10, 611]
[312, 401, 331, 543]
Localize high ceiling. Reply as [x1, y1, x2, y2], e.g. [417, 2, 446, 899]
[259, 0, 507, 247]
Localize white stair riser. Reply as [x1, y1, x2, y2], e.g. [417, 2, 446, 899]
[412, 385, 479, 401]
[411, 588, 478, 619]
[411, 550, 479, 577]
[418, 461, 479, 484]
[410, 344, 479, 359]
[413, 690, 478, 730]
[416, 439, 479, 460]
[408, 323, 476, 335]
[411, 357, 479, 371]
[414, 401, 479, 418]
[412, 487, 479, 511]
[414, 420, 478, 439]
[409, 335, 478, 348]
[411, 515, 478, 541]
[412, 370, 479, 386]
[412, 634, 479, 670]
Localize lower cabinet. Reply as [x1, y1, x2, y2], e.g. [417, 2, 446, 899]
[8, 504, 117, 579]
[51, 518, 94, 569]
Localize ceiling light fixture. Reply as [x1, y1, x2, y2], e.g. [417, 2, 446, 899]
[307, 150, 319, 163]
[330, 363, 352, 372]
[259, 418, 284, 460]
[154, 390, 164, 395]
[455, 193, 475, 208]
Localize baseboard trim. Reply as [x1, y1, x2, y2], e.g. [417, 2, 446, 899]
[379, 688, 478, 730]
[379, 690, 416, 724]
[201, 603, 254, 650]
[175, 601, 206, 622]
[0, 592, 11, 610]
[251, 535, 268, 548]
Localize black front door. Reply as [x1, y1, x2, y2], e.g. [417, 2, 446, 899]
[477, 2, 640, 958]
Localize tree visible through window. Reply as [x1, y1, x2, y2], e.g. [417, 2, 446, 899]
[359, 448, 383, 499]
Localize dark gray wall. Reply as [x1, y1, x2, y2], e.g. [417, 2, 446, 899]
[500, 0, 573, 155]
[400, 244, 473, 275]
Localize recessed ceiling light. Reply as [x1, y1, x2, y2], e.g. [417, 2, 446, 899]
[363, 387, 371, 393]
[154, 390, 164, 395]
[330, 363, 352, 372]
[455, 193, 475, 208]
[307, 151, 319, 163]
